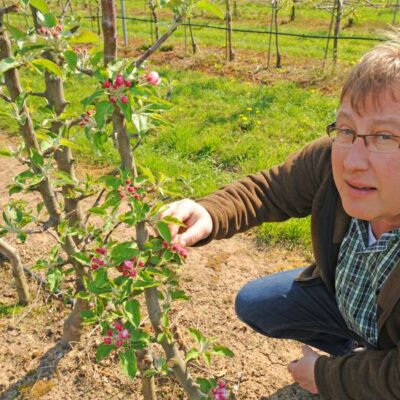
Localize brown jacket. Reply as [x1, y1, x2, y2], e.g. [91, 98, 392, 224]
[197, 137, 400, 399]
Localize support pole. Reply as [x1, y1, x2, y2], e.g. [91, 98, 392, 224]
[121, 0, 128, 46]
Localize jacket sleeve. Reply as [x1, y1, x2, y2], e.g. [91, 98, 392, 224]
[315, 348, 400, 399]
[196, 137, 333, 243]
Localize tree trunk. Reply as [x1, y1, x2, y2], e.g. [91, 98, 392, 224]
[101, 0, 117, 65]
[0, 239, 30, 305]
[0, 30, 62, 227]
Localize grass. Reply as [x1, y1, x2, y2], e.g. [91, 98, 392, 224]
[0, 301, 25, 317]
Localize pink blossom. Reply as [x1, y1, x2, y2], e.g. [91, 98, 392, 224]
[145, 71, 161, 86]
[115, 340, 123, 347]
[103, 80, 111, 89]
[115, 75, 124, 86]
[124, 80, 132, 87]
[125, 178, 131, 185]
[109, 96, 116, 104]
[114, 322, 123, 332]
[119, 329, 130, 339]
[103, 337, 112, 345]
[96, 247, 107, 255]
[120, 95, 129, 104]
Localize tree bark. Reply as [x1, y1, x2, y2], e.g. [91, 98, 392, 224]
[101, 0, 117, 65]
[145, 287, 202, 400]
[0, 30, 62, 227]
[0, 239, 30, 305]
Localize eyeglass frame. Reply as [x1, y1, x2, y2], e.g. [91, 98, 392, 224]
[326, 122, 400, 153]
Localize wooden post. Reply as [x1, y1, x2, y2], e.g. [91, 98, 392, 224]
[333, 0, 343, 65]
[393, 0, 399, 24]
[225, 0, 234, 61]
[120, 0, 128, 46]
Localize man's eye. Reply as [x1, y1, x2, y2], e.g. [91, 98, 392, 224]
[338, 128, 354, 136]
[375, 133, 396, 141]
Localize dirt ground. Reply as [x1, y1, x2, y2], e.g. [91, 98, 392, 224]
[0, 132, 320, 400]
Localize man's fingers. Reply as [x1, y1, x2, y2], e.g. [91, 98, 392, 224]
[287, 360, 298, 374]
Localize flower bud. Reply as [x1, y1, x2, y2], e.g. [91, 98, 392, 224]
[96, 247, 107, 255]
[109, 96, 116, 104]
[145, 71, 161, 86]
[120, 95, 129, 104]
[124, 80, 132, 87]
[114, 322, 123, 332]
[103, 337, 112, 345]
[103, 81, 111, 89]
[115, 75, 124, 86]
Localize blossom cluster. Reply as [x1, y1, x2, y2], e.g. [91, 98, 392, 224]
[39, 24, 63, 38]
[91, 247, 107, 270]
[162, 240, 188, 258]
[79, 109, 95, 128]
[103, 75, 132, 104]
[103, 322, 130, 347]
[116, 257, 145, 278]
[211, 380, 229, 400]
[117, 178, 141, 201]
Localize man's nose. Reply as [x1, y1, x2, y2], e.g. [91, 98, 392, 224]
[342, 137, 370, 171]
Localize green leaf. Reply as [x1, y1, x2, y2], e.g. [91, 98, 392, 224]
[202, 351, 212, 366]
[96, 342, 114, 362]
[44, 13, 57, 27]
[119, 348, 137, 378]
[47, 268, 62, 292]
[75, 291, 91, 300]
[4, 24, 26, 40]
[170, 289, 189, 301]
[184, 348, 200, 363]
[212, 345, 234, 357]
[196, 0, 224, 19]
[64, 50, 78, 70]
[69, 31, 101, 44]
[196, 378, 213, 394]
[30, 148, 44, 168]
[187, 327, 206, 346]
[53, 170, 75, 185]
[59, 138, 80, 150]
[157, 221, 171, 243]
[30, 0, 50, 14]
[161, 215, 186, 227]
[95, 101, 113, 129]
[72, 252, 91, 265]
[32, 58, 63, 77]
[124, 299, 141, 328]
[81, 90, 104, 106]
[111, 242, 138, 265]
[0, 148, 13, 157]
[0, 57, 22, 74]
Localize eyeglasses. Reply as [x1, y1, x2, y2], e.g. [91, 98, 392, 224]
[327, 122, 400, 154]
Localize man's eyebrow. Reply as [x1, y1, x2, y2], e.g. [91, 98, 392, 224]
[335, 111, 352, 120]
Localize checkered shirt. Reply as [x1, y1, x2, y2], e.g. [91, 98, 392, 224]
[335, 218, 400, 346]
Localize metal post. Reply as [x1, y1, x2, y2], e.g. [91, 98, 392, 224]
[393, 0, 399, 24]
[121, 0, 128, 46]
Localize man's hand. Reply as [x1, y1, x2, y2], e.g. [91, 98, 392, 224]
[287, 345, 319, 394]
[160, 199, 213, 247]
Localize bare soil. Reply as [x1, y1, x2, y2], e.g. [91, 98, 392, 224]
[0, 133, 320, 400]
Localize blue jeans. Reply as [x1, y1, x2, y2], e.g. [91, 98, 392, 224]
[235, 268, 366, 356]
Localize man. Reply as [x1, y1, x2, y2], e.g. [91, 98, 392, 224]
[162, 39, 400, 399]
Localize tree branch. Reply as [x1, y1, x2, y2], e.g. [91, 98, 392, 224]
[0, 92, 12, 103]
[135, 17, 181, 68]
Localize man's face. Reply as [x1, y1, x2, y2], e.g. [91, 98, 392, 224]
[331, 87, 400, 231]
